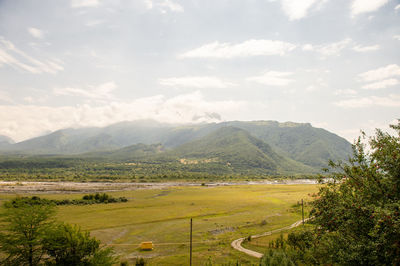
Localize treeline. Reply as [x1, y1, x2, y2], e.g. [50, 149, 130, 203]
[0, 156, 318, 181]
[8, 193, 128, 206]
[0, 156, 80, 169]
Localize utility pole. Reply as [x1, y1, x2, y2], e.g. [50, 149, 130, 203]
[301, 199, 304, 225]
[190, 218, 193, 266]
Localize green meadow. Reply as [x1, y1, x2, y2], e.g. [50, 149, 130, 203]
[0, 184, 319, 265]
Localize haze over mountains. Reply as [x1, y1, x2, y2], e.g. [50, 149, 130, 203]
[0, 120, 352, 174]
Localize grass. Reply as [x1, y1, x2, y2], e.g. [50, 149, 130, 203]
[0, 184, 319, 265]
[242, 223, 315, 255]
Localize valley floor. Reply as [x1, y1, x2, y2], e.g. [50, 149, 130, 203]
[0, 183, 319, 265]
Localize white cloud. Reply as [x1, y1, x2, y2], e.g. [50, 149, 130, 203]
[247, 71, 294, 86]
[144, 0, 184, 12]
[144, 0, 153, 9]
[53, 82, 117, 100]
[305, 40, 380, 57]
[305, 77, 327, 92]
[311, 121, 329, 129]
[302, 39, 353, 57]
[302, 44, 314, 51]
[159, 0, 184, 12]
[0, 91, 14, 103]
[71, 0, 99, 8]
[334, 94, 400, 108]
[396, 4, 400, 10]
[352, 44, 380, 52]
[316, 38, 352, 57]
[305, 85, 318, 92]
[27, 27, 44, 39]
[338, 119, 398, 143]
[277, 0, 324, 21]
[334, 89, 357, 95]
[358, 64, 400, 82]
[0, 91, 245, 142]
[159, 76, 236, 88]
[85, 20, 104, 27]
[304, 68, 331, 73]
[394, 35, 400, 41]
[351, 0, 389, 16]
[362, 78, 399, 90]
[0, 37, 63, 74]
[180, 40, 296, 59]
[23, 95, 48, 104]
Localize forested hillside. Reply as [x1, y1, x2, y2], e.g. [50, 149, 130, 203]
[0, 120, 352, 177]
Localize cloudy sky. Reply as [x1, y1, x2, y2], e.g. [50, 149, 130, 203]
[0, 0, 399, 142]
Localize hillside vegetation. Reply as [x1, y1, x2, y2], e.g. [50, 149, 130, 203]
[0, 120, 352, 179]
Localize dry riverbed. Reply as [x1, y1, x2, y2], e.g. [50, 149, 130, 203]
[0, 179, 317, 194]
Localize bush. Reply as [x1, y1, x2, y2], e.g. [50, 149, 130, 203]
[135, 257, 146, 266]
[260, 249, 295, 266]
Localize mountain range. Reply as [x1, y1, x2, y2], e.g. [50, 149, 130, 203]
[0, 120, 353, 174]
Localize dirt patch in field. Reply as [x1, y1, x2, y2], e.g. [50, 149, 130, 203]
[208, 227, 236, 235]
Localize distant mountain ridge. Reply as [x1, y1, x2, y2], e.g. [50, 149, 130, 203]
[0, 135, 14, 148]
[0, 120, 353, 173]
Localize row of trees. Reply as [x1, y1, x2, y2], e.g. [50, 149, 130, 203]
[261, 121, 400, 265]
[0, 199, 116, 266]
[7, 193, 128, 207]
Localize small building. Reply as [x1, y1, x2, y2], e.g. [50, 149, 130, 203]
[140, 241, 153, 250]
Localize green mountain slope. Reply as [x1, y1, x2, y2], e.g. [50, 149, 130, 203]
[83, 143, 164, 160]
[1, 120, 352, 172]
[223, 121, 353, 168]
[159, 127, 315, 174]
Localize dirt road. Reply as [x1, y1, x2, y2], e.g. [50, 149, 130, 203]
[231, 218, 309, 259]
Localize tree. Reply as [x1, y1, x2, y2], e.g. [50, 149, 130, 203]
[0, 197, 117, 266]
[0, 199, 55, 266]
[43, 223, 116, 266]
[262, 121, 400, 265]
[260, 249, 295, 266]
[309, 121, 400, 265]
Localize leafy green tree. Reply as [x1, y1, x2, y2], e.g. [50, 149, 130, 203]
[309, 121, 400, 265]
[0, 197, 117, 266]
[0, 199, 55, 266]
[260, 249, 295, 266]
[42, 223, 116, 266]
[262, 121, 400, 265]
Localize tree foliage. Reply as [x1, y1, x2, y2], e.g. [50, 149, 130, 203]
[262, 121, 400, 265]
[0, 200, 55, 266]
[43, 223, 116, 266]
[0, 199, 116, 266]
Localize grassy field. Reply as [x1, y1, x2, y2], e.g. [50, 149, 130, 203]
[0, 184, 319, 265]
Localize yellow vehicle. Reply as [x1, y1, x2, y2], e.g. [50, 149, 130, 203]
[140, 241, 153, 250]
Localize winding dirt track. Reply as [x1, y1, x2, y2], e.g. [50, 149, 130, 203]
[231, 218, 309, 259]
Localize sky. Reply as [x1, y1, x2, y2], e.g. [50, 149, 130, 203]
[0, 0, 399, 143]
